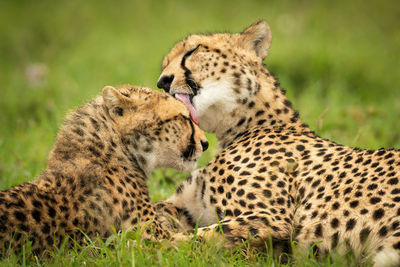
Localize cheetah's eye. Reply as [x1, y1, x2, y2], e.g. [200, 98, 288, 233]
[186, 79, 199, 92]
[180, 45, 201, 95]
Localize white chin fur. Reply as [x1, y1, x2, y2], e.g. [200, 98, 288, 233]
[180, 160, 198, 172]
[159, 156, 198, 173]
[193, 79, 237, 132]
[374, 249, 400, 267]
[142, 152, 198, 175]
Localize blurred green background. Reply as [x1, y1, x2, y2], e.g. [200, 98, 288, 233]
[0, 0, 399, 200]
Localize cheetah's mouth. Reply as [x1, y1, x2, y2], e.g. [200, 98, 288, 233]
[175, 93, 198, 124]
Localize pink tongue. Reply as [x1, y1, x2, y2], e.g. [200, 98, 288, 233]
[175, 93, 198, 124]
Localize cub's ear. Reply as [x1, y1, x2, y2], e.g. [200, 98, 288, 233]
[102, 86, 127, 116]
[239, 20, 272, 60]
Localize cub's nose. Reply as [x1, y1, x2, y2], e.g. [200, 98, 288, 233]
[201, 140, 209, 152]
[157, 75, 175, 93]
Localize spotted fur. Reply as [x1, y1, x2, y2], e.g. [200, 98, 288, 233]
[156, 20, 400, 266]
[0, 85, 207, 256]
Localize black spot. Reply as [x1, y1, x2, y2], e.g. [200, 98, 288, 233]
[393, 242, 400, 250]
[379, 226, 388, 237]
[391, 222, 400, 232]
[330, 218, 339, 228]
[237, 117, 246, 127]
[349, 200, 359, 208]
[176, 184, 184, 194]
[277, 181, 285, 188]
[237, 189, 245, 197]
[72, 128, 84, 136]
[325, 175, 333, 182]
[367, 184, 378, 190]
[249, 227, 258, 236]
[345, 218, 356, 231]
[263, 189, 272, 198]
[32, 200, 43, 208]
[238, 180, 247, 186]
[41, 223, 50, 234]
[210, 196, 217, 204]
[217, 186, 224, 194]
[247, 193, 256, 200]
[370, 197, 381, 204]
[311, 180, 321, 188]
[332, 202, 340, 210]
[277, 198, 285, 205]
[234, 209, 241, 216]
[373, 208, 385, 220]
[331, 232, 339, 249]
[88, 145, 101, 157]
[360, 209, 368, 214]
[14, 211, 26, 222]
[268, 149, 277, 154]
[114, 107, 124, 116]
[391, 189, 400, 195]
[221, 224, 232, 234]
[32, 210, 41, 223]
[360, 227, 371, 243]
[314, 224, 323, 237]
[255, 110, 265, 117]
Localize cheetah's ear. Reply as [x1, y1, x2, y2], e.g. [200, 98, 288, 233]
[239, 20, 272, 60]
[102, 86, 127, 111]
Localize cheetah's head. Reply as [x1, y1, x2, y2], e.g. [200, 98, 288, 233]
[157, 20, 272, 133]
[102, 85, 208, 175]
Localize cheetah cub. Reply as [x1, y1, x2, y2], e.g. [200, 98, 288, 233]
[0, 84, 207, 256]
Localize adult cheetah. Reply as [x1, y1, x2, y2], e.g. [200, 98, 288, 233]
[0, 84, 208, 256]
[156, 20, 400, 266]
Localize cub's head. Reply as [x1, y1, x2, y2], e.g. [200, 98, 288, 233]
[157, 20, 272, 132]
[102, 85, 208, 175]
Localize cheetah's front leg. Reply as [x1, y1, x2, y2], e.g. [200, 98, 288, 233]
[171, 211, 292, 249]
[122, 203, 174, 241]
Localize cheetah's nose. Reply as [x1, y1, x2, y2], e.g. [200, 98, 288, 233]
[157, 75, 175, 93]
[201, 140, 209, 152]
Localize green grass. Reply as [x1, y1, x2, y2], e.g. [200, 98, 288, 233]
[0, 230, 372, 267]
[0, 0, 399, 265]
